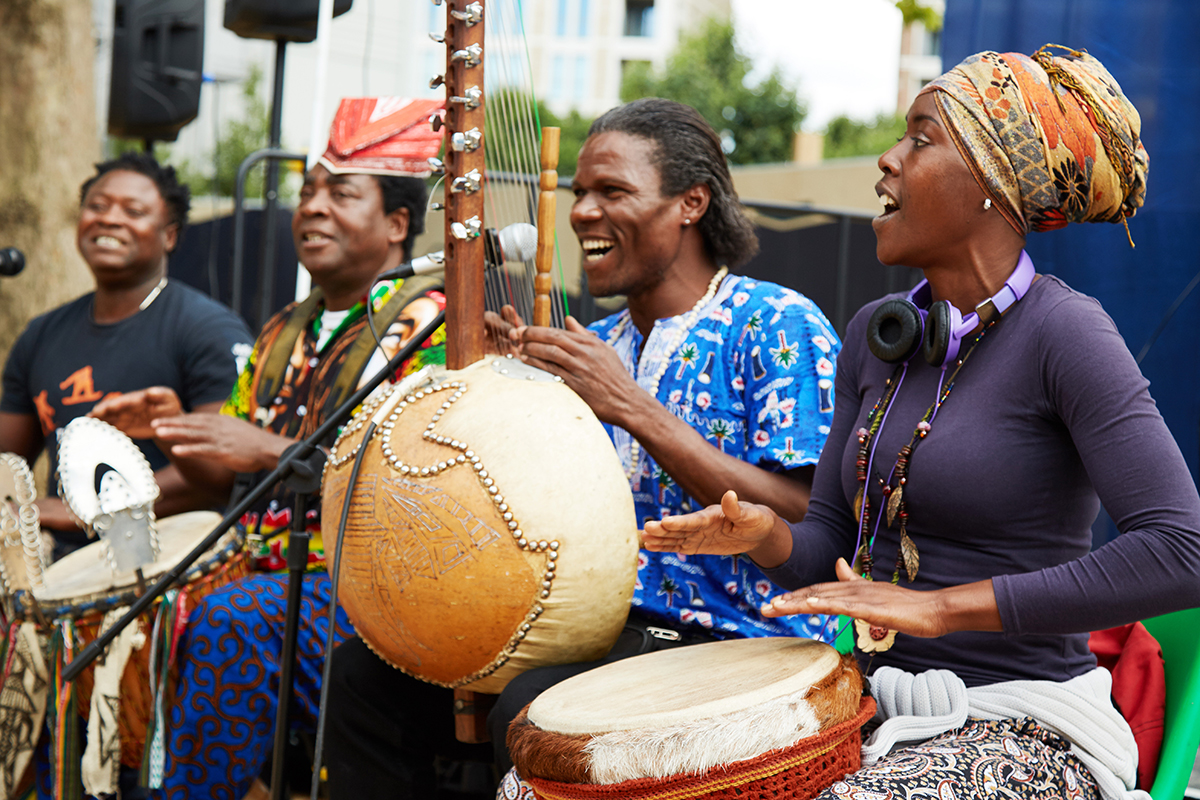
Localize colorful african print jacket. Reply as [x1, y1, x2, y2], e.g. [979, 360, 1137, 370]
[589, 274, 840, 640]
[222, 279, 446, 568]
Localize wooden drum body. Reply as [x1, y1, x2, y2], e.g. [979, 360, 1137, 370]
[507, 638, 875, 800]
[322, 358, 639, 692]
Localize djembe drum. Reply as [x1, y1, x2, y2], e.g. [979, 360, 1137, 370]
[12, 418, 248, 792]
[322, 357, 639, 693]
[505, 637, 875, 800]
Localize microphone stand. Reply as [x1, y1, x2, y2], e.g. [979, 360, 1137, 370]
[59, 310, 446, 793]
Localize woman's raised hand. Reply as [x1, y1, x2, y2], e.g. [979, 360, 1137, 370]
[641, 490, 781, 557]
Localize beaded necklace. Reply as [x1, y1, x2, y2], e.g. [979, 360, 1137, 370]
[850, 321, 995, 652]
[606, 266, 728, 480]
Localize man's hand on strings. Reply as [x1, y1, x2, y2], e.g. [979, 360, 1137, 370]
[151, 413, 293, 474]
[514, 316, 641, 425]
[483, 305, 525, 355]
[90, 386, 184, 440]
[761, 557, 1002, 638]
[642, 490, 781, 558]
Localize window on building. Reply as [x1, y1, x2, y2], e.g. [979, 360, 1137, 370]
[573, 55, 589, 102]
[624, 0, 654, 37]
[556, 0, 569, 36]
[551, 54, 566, 100]
[923, 27, 942, 57]
[578, 0, 589, 36]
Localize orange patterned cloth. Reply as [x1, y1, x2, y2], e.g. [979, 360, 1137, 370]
[318, 96, 445, 177]
[921, 45, 1149, 236]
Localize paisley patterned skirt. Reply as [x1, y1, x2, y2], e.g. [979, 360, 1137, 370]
[819, 717, 1100, 800]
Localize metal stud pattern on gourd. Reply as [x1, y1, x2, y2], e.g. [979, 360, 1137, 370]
[327, 378, 562, 686]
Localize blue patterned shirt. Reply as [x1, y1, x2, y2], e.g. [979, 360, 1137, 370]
[589, 274, 840, 640]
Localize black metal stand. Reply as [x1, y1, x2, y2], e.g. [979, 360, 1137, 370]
[257, 38, 289, 331]
[269, 446, 323, 800]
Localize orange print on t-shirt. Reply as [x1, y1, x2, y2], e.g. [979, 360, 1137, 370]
[59, 366, 105, 406]
[33, 391, 55, 435]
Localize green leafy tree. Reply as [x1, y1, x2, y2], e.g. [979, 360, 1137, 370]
[823, 113, 906, 160]
[895, 0, 942, 31]
[619, 17, 806, 165]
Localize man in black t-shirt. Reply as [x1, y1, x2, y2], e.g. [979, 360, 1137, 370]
[0, 152, 253, 555]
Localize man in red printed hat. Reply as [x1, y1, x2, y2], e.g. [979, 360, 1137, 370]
[90, 98, 449, 800]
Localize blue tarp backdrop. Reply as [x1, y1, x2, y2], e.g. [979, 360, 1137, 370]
[943, 0, 1200, 540]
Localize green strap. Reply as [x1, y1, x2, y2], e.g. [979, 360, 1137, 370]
[254, 289, 326, 413]
[324, 275, 445, 418]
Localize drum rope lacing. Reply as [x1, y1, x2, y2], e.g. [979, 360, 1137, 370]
[327, 377, 562, 687]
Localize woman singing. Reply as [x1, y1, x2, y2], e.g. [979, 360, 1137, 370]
[643, 46, 1200, 799]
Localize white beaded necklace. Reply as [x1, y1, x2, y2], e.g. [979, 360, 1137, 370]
[607, 266, 728, 479]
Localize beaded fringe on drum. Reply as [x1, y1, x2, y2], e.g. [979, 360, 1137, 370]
[523, 697, 874, 800]
[46, 623, 81, 800]
[0, 622, 48, 800]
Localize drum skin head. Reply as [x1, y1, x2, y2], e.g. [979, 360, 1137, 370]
[529, 638, 842, 734]
[35, 511, 224, 603]
[323, 358, 638, 692]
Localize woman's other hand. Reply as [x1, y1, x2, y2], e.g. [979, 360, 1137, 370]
[762, 557, 1002, 638]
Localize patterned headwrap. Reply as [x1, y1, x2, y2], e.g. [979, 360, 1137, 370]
[920, 45, 1148, 239]
[318, 97, 446, 177]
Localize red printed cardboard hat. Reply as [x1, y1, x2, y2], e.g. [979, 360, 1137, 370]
[318, 97, 446, 177]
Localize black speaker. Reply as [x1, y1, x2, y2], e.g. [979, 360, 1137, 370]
[224, 0, 354, 43]
[108, 0, 205, 142]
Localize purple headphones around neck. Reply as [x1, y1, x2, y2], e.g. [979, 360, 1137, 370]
[866, 251, 1036, 368]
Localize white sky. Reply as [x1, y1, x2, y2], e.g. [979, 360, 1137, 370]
[731, 0, 904, 131]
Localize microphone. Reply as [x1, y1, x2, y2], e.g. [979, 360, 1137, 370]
[0, 248, 25, 277]
[374, 222, 538, 283]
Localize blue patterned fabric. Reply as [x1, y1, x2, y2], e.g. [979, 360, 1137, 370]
[155, 573, 353, 800]
[589, 274, 840, 640]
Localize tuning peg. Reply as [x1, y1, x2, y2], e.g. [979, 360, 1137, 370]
[429, 32, 445, 43]
[451, 128, 482, 153]
[449, 86, 482, 110]
[430, 75, 445, 89]
[450, 2, 483, 26]
[430, 114, 443, 132]
[450, 43, 482, 68]
[450, 216, 483, 240]
[431, 0, 443, 5]
[451, 169, 482, 194]
[430, 202, 445, 211]
[427, 157, 446, 176]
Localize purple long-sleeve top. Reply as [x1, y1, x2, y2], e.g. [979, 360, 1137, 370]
[765, 273, 1200, 686]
